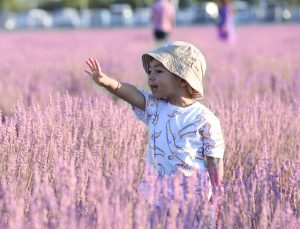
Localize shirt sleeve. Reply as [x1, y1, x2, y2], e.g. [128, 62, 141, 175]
[132, 90, 153, 125]
[198, 119, 225, 159]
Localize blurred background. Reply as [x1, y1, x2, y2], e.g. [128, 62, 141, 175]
[0, 0, 299, 31]
[0, 3, 299, 227]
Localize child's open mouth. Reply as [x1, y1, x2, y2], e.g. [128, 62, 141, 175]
[150, 84, 158, 92]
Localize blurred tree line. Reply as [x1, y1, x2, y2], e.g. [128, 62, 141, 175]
[0, 0, 299, 11]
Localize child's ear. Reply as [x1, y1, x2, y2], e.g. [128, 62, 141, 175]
[179, 79, 189, 88]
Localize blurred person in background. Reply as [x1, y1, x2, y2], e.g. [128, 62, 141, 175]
[150, 0, 176, 46]
[217, 0, 236, 43]
[84, 41, 225, 227]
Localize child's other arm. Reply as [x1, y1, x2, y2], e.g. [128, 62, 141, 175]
[206, 156, 223, 224]
[206, 156, 224, 193]
[85, 58, 145, 111]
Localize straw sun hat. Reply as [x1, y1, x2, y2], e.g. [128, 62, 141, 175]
[142, 41, 207, 99]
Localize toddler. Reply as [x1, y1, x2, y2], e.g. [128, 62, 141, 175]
[85, 41, 225, 224]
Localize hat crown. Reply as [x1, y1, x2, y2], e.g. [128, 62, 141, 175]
[160, 41, 206, 77]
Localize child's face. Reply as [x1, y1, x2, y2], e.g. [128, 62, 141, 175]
[147, 59, 181, 100]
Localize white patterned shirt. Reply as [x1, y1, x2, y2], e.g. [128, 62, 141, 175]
[133, 91, 225, 178]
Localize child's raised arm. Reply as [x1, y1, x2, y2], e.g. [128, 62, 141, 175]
[85, 58, 145, 111]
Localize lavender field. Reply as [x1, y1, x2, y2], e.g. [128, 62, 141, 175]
[0, 25, 300, 228]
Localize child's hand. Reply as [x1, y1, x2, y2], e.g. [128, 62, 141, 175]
[85, 58, 110, 87]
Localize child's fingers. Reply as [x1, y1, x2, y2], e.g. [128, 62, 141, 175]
[84, 69, 93, 77]
[92, 59, 101, 73]
[94, 59, 102, 72]
[88, 58, 96, 68]
[85, 60, 94, 70]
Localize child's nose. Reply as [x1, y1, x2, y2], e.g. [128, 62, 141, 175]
[148, 74, 155, 81]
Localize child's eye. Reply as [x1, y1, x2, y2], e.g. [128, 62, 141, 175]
[156, 70, 163, 73]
